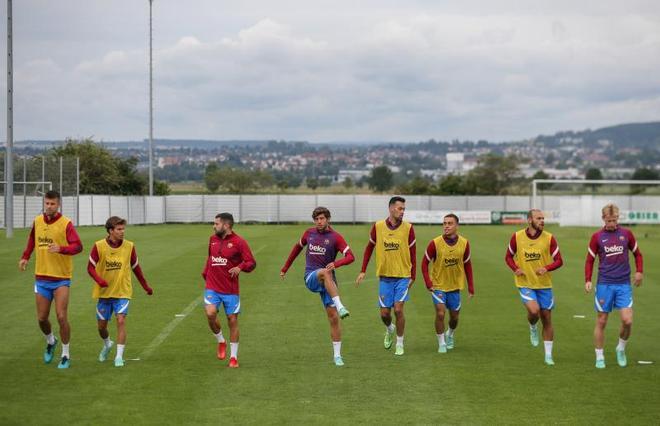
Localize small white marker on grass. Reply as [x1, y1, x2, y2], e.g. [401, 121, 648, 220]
[638, 360, 653, 365]
[175, 314, 186, 317]
[129, 358, 141, 361]
[573, 315, 586, 319]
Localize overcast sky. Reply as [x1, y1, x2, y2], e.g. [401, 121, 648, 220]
[2, 0, 660, 143]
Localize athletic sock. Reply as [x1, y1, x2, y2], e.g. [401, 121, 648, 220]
[116, 344, 125, 360]
[214, 331, 226, 343]
[62, 343, 70, 358]
[396, 335, 404, 346]
[230, 342, 239, 359]
[103, 337, 112, 348]
[595, 348, 604, 361]
[616, 338, 627, 352]
[332, 341, 342, 358]
[332, 296, 345, 311]
[543, 340, 553, 357]
[447, 328, 455, 337]
[386, 324, 395, 333]
[45, 333, 56, 345]
[529, 322, 538, 331]
[437, 333, 445, 346]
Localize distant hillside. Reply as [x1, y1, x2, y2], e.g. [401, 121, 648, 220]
[535, 122, 660, 149]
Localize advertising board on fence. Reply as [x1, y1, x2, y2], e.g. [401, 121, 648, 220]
[620, 211, 660, 224]
[491, 210, 561, 224]
[405, 210, 492, 224]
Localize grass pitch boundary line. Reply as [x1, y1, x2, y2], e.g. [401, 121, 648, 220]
[140, 245, 267, 359]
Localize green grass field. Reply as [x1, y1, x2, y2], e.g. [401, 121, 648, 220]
[1, 223, 658, 425]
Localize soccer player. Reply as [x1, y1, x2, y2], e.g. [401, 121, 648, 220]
[202, 212, 256, 368]
[280, 207, 355, 366]
[18, 190, 83, 369]
[585, 203, 643, 369]
[87, 216, 153, 367]
[421, 213, 474, 353]
[505, 209, 563, 366]
[355, 196, 416, 356]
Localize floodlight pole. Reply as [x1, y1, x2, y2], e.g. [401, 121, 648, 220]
[5, 0, 14, 238]
[148, 0, 154, 196]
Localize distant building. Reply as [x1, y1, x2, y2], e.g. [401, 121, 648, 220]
[337, 169, 371, 183]
[446, 153, 465, 174]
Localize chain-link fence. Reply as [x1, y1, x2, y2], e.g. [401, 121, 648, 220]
[1, 154, 79, 228]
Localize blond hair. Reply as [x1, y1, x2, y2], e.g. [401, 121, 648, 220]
[602, 203, 619, 218]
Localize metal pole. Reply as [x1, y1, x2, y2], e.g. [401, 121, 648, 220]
[59, 156, 62, 212]
[5, 0, 14, 237]
[41, 155, 45, 194]
[148, 0, 154, 196]
[22, 157, 25, 227]
[76, 157, 80, 225]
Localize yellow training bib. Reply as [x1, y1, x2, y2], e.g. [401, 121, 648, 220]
[514, 230, 553, 289]
[92, 239, 135, 299]
[431, 235, 467, 292]
[375, 220, 412, 278]
[34, 215, 73, 279]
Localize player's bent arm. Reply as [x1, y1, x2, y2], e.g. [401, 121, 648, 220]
[281, 242, 304, 273]
[333, 248, 355, 268]
[58, 223, 83, 255]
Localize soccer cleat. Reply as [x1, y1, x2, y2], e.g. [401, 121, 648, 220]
[99, 341, 114, 362]
[529, 327, 539, 347]
[438, 343, 448, 354]
[57, 356, 70, 369]
[595, 359, 606, 369]
[217, 342, 227, 360]
[544, 355, 555, 366]
[334, 356, 345, 367]
[114, 358, 125, 368]
[395, 344, 404, 356]
[383, 329, 394, 349]
[616, 350, 627, 367]
[44, 338, 58, 364]
[446, 334, 454, 350]
[228, 357, 239, 368]
[338, 307, 350, 319]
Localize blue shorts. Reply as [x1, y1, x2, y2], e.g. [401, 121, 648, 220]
[595, 283, 633, 313]
[34, 279, 71, 302]
[305, 270, 333, 307]
[378, 277, 411, 308]
[431, 289, 461, 311]
[204, 289, 240, 315]
[518, 287, 554, 310]
[96, 298, 130, 321]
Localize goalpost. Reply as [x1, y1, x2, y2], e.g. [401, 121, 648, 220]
[531, 179, 660, 227]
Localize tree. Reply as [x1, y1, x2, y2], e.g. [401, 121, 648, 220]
[306, 177, 319, 190]
[585, 167, 603, 192]
[400, 176, 431, 194]
[49, 137, 170, 195]
[532, 170, 551, 191]
[435, 174, 465, 195]
[204, 163, 221, 193]
[342, 177, 354, 190]
[319, 177, 332, 187]
[463, 154, 523, 195]
[631, 167, 660, 194]
[369, 166, 394, 192]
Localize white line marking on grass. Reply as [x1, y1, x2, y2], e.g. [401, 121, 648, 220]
[573, 315, 586, 318]
[638, 361, 654, 365]
[140, 297, 202, 359]
[140, 245, 267, 359]
[129, 358, 141, 361]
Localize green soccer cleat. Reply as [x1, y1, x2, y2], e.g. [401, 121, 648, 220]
[394, 344, 404, 356]
[99, 341, 114, 362]
[338, 307, 350, 319]
[544, 355, 555, 366]
[114, 358, 125, 368]
[529, 327, 539, 347]
[616, 350, 627, 367]
[438, 343, 447, 354]
[57, 356, 70, 369]
[383, 329, 394, 349]
[334, 356, 344, 367]
[44, 338, 58, 364]
[446, 334, 454, 350]
[595, 359, 606, 369]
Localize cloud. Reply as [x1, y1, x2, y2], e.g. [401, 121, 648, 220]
[3, 3, 660, 141]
